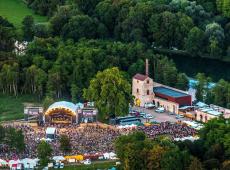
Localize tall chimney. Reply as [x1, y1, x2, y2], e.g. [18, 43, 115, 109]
[145, 59, 149, 76]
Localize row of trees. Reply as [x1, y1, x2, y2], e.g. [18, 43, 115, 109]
[115, 117, 230, 170]
[195, 73, 230, 108]
[24, 0, 230, 61]
[0, 19, 189, 101]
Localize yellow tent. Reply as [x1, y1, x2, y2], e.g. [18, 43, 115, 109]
[144, 123, 151, 126]
[74, 155, 84, 161]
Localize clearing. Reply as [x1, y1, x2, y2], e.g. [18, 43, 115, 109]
[0, 0, 47, 28]
[0, 94, 41, 121]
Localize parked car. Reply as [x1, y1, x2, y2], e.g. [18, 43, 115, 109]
[54, 163, 59, 169]
[144, 103, 155, 109]
[140, 112, 146, 117]
[60, 163, 64, 169]
[169, 112, 174, 115]
[155, 107, 165, 113]
[129, 110, 140, 117]
[143, 114, 154, 119]
[176, 114, 184, 119]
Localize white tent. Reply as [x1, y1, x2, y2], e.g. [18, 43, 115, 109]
[21, 158, 37, 168]
[103, 153, 110, 159]
[0, 159, 8, 165]
[46, 127, 56, 140]
[53, 156, 65, 162]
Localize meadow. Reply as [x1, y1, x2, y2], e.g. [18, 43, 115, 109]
[0, 0, 47, 28]
[51, 161, 118, 170]
[0, 94, 40, 121]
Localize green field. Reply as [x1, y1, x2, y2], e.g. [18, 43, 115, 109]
[51, 161, 118, 170]
[0, 95, 41, 121]
[0, 0, 47, 28]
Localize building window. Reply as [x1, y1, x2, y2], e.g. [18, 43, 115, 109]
[205, 116, 208, 122]
[200, 115, 203, 121]
[137, 88, 139, 93]
[147, 90, 149, 95]
[147, 80, 149, 84]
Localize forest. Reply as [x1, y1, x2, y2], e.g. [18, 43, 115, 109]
[0, 0, 230, 109]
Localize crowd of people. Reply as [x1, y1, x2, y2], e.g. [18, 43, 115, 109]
[0, 123, 121, 159]
[0, 121, 197, 159]
[137, 122, 197, 139]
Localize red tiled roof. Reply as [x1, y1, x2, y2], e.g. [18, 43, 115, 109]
[133, 73, 148, 81]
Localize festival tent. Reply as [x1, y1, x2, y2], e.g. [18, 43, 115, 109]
[103, 153, 110, 159]
[74, 155, 84, 161]
[21, 158, 37, 169]
[109, 152, 118, 160]
[0, 159, 8, 166]
[53, 156, 65, 162]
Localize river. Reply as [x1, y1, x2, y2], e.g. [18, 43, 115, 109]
[168, 55, 230, 82]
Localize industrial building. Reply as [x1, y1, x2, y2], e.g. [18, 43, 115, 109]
[132, 59, 192, 114]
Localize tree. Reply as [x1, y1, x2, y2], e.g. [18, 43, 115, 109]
[176, 73, 189, 91]
[115, 131, 150, 170]
[71, 84, 80, 103]
[185, 27, 205, 56]
[188, 157, 204, 170]
[4, 127, 25, 152]
[61, 15, 96, 41]
[174, 12, 194, 48]
[195, 73, 207, 101]
[208, 37, 223, 59]
[147, 145, 167, 170]
[37, 141, 52, 167]
[0, 125, 5, 143]
[22, 15, 34, 41]
[148, 11, 177, 48]
[161, 148, 191, 170]
[0, 21, 15, 52]
[217, 0, 230, 18]
[212, 79, 228, 107]
[43, 96, 55, 110]
[83, 67, 132, 121]
[59, 135, 71, 154]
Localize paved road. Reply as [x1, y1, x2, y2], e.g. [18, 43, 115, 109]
[131, 106, 189, 123]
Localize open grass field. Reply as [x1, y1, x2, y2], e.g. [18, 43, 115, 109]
[51, 161, 118, 170]
[0, 94, 41, 121]
[0, 0, 47, 28]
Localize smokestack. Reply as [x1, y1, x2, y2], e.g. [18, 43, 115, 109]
[145, 59, 149, 76]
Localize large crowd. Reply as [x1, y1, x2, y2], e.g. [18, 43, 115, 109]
[0, 122, 197, 159]
[0, 123, 121, 159]
[137, 122, 197, 139]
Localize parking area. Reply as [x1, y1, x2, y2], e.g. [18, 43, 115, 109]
[131, 106, 189, 123]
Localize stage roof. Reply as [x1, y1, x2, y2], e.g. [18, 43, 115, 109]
[153, 86, 189, 98]
[48, 101, 78, 113]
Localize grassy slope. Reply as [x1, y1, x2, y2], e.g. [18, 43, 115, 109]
[0, 94, 40, 121]
[0, 0, 47, 28]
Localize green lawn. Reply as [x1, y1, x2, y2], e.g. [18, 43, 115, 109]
[0, 0, 47, 28]
[50, 161, 118, 170]
[0, 94, 41, 121]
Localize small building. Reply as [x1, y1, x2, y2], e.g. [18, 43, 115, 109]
[195, 108, 222, 123]
[46, 127, 56, 140]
